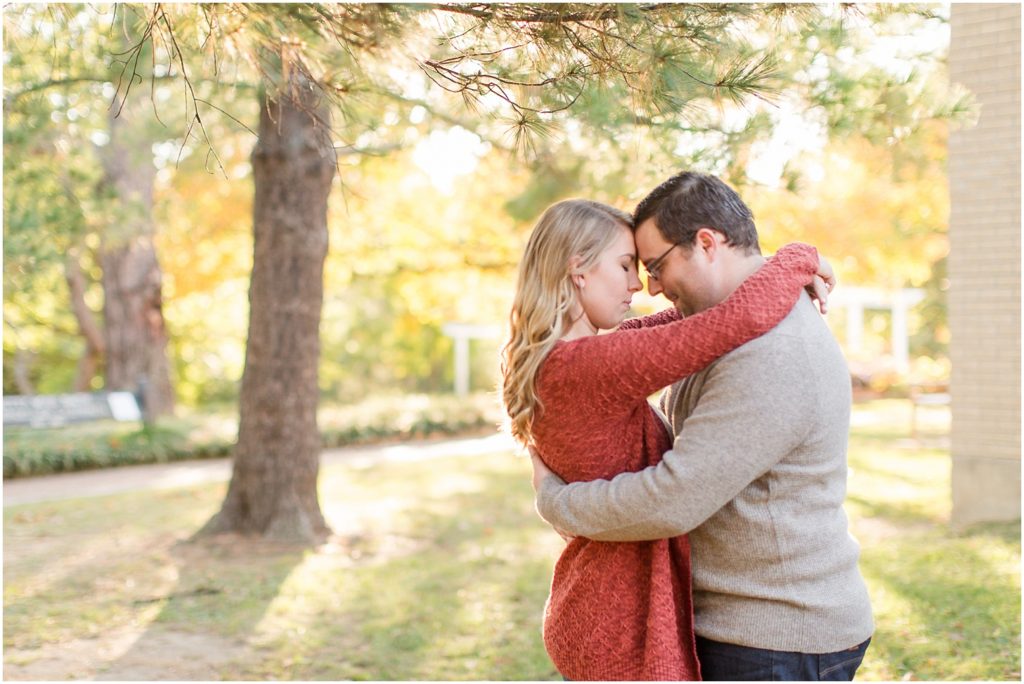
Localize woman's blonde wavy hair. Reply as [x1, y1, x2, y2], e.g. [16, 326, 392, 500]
[501, 199, 633, 447]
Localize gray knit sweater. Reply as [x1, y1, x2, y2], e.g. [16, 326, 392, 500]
[537, 293, 874, 653]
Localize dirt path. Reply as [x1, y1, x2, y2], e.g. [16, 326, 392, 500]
[4, 624, 246, 680]
[3, 432, 517, 507]
[3, 432, 520, 681]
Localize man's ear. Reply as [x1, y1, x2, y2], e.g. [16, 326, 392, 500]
[694, 228, 722, 260]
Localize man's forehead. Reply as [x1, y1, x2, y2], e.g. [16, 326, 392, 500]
[635, 216, 660, 233]
[635, 218, 670, 252]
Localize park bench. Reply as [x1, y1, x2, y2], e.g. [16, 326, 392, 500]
[2, 391, 143, 429]
[909, 384, 951, 441]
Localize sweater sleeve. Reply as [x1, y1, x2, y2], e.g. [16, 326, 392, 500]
[540, 243, 819, 407]
[536, 310, 818, 540]
[617, 307, 682, 331]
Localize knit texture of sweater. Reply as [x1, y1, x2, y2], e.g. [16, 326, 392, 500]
[531, 243, 819, 681]
[537, 285, 875, 656]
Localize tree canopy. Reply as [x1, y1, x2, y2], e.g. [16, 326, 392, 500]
[4, 3, 966, 399]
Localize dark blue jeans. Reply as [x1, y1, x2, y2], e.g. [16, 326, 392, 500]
[696, 636, 871, 681]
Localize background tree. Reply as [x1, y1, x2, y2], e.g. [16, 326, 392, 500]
[100, 2, 821, 544]
[3, 5, 181, 415]
[199, 62, 339, 540]
[98, 88, 176, 419]
[3, 3, 967, 543]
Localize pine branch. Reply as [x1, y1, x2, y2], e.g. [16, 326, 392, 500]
[427, 3, 630, 24]
[375, 90, 517, 154]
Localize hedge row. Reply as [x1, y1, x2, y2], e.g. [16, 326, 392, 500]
[3, 394, 504, 478]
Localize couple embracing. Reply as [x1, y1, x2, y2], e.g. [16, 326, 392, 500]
[500, 172, 874, 681]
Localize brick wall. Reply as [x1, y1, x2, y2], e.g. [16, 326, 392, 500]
[948, 4, 1021, 527]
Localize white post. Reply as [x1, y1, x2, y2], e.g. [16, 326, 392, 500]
[892, 295, 909, 374]
[442, 323, 501, 397]
[891, 289, 925, 376]
[454, 336, 470, 397]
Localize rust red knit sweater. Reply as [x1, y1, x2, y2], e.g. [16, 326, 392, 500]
[531, 243, 819, 681]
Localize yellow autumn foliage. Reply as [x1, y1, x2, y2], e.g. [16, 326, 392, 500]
[748, 126, 949, 289]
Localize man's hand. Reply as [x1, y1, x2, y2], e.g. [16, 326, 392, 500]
[528, 445, 577, 543]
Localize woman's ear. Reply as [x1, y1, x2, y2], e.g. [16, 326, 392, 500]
[568, 255, 585, 286]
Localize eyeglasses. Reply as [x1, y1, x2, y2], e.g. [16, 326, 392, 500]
[643, 243, 681, 282]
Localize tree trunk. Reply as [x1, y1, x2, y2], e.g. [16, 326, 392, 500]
[98, 97, 175, 420]
[65, 251, 106, 391]
[5, 319, 36, 395]
[12, 348, 35, 395]
[199, 74, 336, 543]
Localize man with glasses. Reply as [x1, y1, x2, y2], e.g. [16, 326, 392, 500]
[531, 171, 874, 681]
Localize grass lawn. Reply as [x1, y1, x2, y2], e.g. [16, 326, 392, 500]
[845, 400, 1020, 681]
[3, 399, 1020, 680]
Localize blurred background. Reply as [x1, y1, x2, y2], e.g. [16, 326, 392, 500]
[3, 5, 956, 412]
[3, 3, 1019, 681]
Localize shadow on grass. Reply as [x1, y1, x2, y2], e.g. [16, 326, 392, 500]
[3, 485, 309, 679]
[3, 486, 309, 679]
[3, 452, 556, 680]
[859, 520, 1021, 680]
[219, 461, 561, 681]
[847, 442, 948, 466]
[846, 492, 948, 528]
[95, 534, 306, 680]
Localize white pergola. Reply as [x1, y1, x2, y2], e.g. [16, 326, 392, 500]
[441, 322, 501, 396]
[441, 288, 926, 396]
[827, 287, 925, 374]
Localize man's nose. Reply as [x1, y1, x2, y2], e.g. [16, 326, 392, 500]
[647, 278, 663, 296]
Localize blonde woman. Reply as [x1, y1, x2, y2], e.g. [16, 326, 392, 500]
[501, 198, 828, 680]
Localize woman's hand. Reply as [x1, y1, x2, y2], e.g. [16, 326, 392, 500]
[808, 255, 836, 314]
